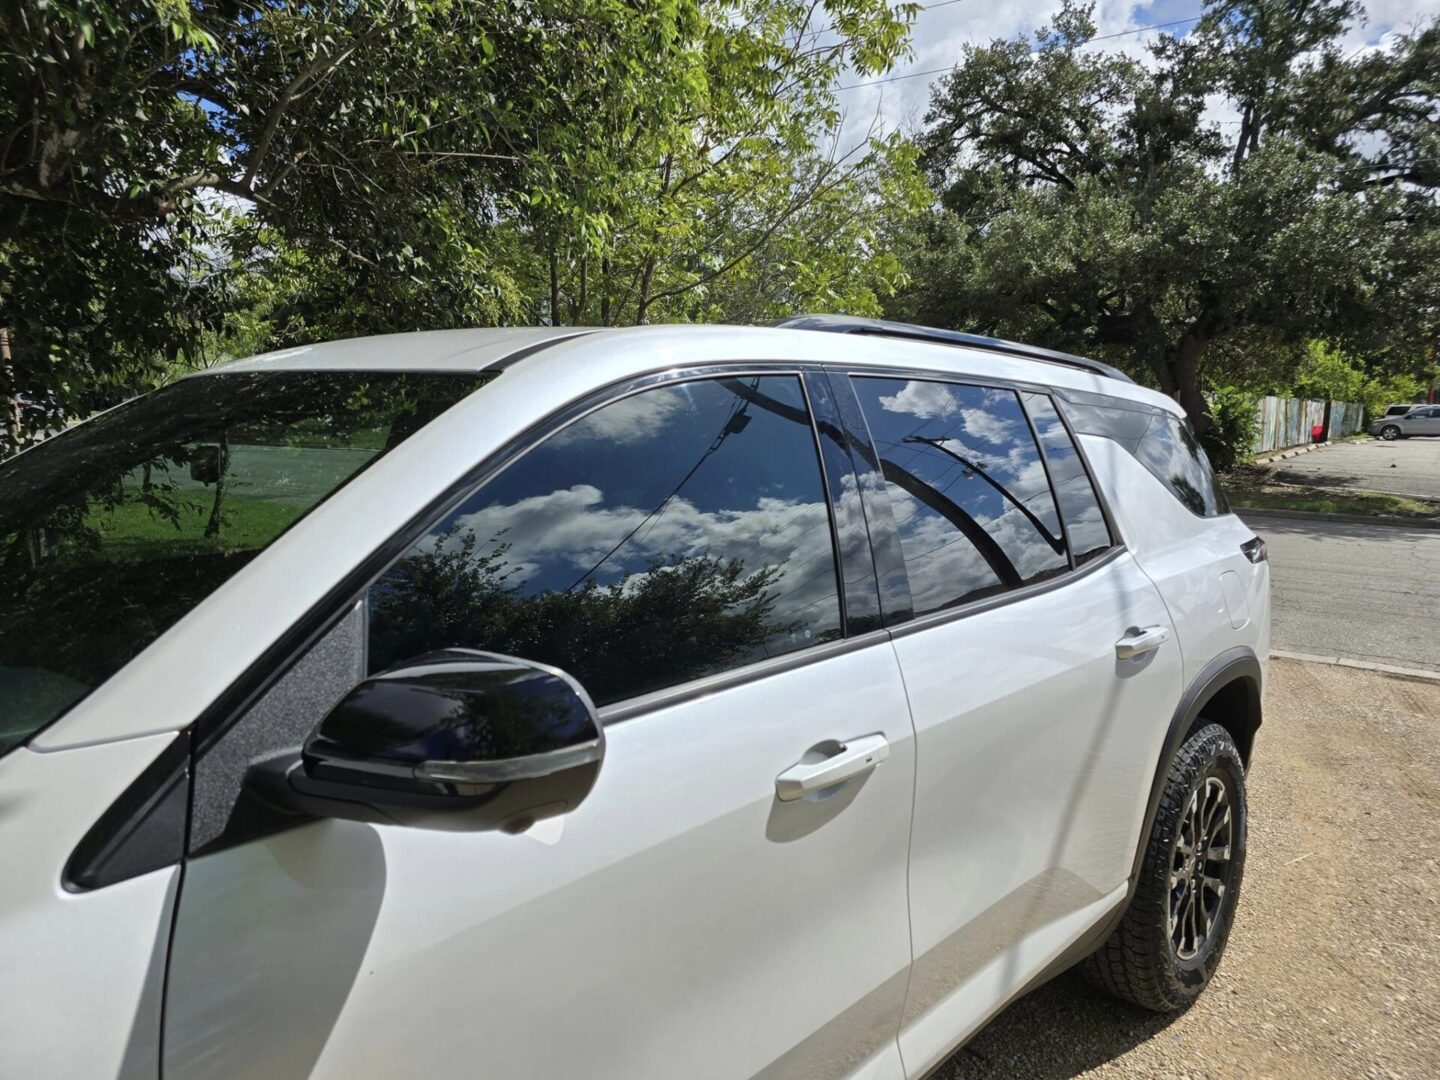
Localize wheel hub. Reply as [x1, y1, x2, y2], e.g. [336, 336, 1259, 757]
[1169, 776, 1232, 961]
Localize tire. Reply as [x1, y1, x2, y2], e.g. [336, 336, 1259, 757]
[1082, 723, 1248, 1012]
[1380, 425, 1401, 440]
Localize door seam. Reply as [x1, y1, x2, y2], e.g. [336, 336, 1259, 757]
[886, 635, 922, 1079]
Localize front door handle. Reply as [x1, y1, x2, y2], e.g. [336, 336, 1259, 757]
[1115, 625, 1171, 659]
[775, 734, 890, 802]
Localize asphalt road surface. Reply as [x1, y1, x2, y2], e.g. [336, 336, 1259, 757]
[935, 658, 1440, 1079]
[1273, 436, 1440, 502]
[1237, 510, 1440, 673]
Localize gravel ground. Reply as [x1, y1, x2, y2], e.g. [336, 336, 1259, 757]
[933, 659, 1440, 1080]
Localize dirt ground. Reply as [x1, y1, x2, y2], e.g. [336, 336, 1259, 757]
[934, 659, 1440, 1080]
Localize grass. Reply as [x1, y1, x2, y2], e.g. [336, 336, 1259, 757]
[1224, 482, 1439, 519]
[83, 491, 310, 561]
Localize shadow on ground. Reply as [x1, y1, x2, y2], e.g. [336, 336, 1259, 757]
[1269, 467, 1390, 489]
[931, 970, 1186, 1080]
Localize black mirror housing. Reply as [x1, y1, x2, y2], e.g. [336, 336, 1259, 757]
[249, 650, 603, 833]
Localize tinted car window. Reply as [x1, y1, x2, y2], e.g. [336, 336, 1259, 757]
[851, 377, 1068, 617]
[1059, 393, 1229, 517]
[0, 371, 488, 758]
[367, 376, 842, 707]
[1020, 393, 1114, 563]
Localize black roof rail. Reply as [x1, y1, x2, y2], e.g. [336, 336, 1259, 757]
[772, 314, 1135, 384]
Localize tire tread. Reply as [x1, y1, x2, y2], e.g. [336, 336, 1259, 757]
[1081, 722, 1245, 1012]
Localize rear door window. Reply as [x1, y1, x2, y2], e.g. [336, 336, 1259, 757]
[850, 376, 1069, 617]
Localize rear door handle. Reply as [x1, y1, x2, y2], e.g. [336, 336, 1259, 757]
[775, 734, 890, 802]
[1115, 625, 1171, 659]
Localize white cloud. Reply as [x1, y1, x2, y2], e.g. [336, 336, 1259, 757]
[548, 389, 689, 448]
[438, 483, 842, 637]
[960, 405, 1019, 443]
[879, 378, 960, 418]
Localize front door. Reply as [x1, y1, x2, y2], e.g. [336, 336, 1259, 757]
[162, 373, 917, 1080]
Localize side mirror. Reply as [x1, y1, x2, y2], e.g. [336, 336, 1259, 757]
[247, 650, 604, 833]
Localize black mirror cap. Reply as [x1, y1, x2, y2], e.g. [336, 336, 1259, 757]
[276, 650, 603, 832]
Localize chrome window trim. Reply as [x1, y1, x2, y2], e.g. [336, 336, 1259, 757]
[883, 544, 1126, 642]
[602, 544, 1128, 724]
[599, 628, 895, 725]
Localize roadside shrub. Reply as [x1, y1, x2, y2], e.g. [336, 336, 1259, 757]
[1202, 386, 1258, 472]
[1360, 372, 1425, 423]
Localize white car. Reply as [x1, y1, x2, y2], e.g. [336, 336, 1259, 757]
[0, 317, 1269, 1080]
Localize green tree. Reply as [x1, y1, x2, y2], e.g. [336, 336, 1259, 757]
[896, 1, 1439, 433]
[2, 1, 925, 452]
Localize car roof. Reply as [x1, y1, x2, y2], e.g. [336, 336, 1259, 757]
[202, 327, 592, 374]
[193, 323, 1181, 416]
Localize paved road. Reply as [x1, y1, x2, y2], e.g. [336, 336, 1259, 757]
[1273, 436, 1440, 501]
[936, 659, 1440, 1079]
[1239, 510, 1440, 673]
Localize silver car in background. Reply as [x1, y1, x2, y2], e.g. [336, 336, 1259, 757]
[1370, 404, 1440, 440]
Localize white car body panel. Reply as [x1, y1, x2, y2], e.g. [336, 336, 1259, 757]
[163, 642, 917, 1080]
[0, 734, 179, 1079]
[1078, 436, 1269, 691]
[891, 551, 1183, 1076]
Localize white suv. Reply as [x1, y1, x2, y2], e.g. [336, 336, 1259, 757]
[0, 317, 1269, 1080]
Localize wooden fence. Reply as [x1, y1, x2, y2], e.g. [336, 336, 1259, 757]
[1251, 396, 1364, 454]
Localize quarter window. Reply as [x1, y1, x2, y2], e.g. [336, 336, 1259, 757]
[1059, 393, 1229, 517]
[851, 377, 1069, 617]
[367, 375, 843, 707]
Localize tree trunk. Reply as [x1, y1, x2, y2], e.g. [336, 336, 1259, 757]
[0, 328, 21, 453]
[204, 434, 229, 540]
[600, 254, 612, 326]
[1165, 329, 1213, 434]
[571, 253, 588, 325]
[548, 244, 561, 327]
[633, 154, 674, 326]
[634, 258, 656, 325]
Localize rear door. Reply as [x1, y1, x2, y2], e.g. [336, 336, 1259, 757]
[162, 371, 917, 1080]
[839, 373, 1183, 1076]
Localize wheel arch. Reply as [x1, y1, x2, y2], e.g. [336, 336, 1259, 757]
[1134, 647, 1261, 887]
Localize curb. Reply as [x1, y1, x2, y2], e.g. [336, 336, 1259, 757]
[1232, 506, 1440, 530]
[1253, 441, 1333, 466]
[1271, 649, 1440, 685]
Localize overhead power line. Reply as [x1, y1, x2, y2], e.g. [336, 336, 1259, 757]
[835, 16, 1203, 91]
[785, 0, 973, 46]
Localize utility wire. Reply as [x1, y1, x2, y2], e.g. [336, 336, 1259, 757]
[784, 0, 973, 46]
[563, 385, 754, 592]
[835, 16, 1203, 90]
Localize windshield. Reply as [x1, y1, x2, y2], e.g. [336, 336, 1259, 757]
[0, 370, 490, 757]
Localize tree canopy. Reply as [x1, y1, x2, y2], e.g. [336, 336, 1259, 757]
[896, 0, 1439, 432]
[1, 0, 927, 449]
